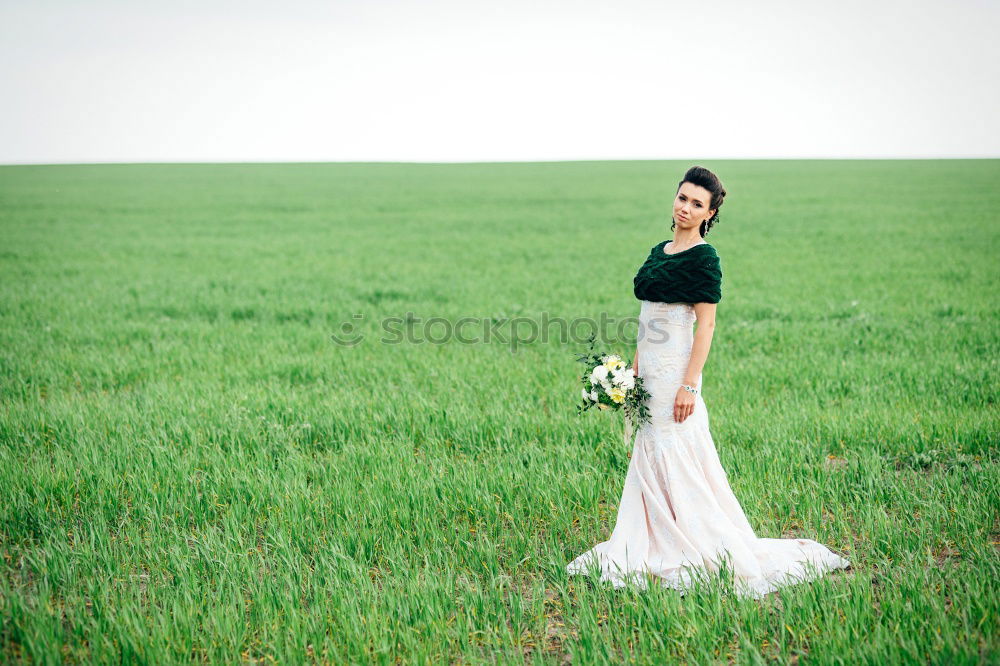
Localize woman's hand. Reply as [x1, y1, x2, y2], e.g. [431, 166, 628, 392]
[632, 350, 639, 376]
[674, 387, 696, 423]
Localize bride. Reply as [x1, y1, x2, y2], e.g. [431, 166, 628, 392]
[566, 166, 851, 599]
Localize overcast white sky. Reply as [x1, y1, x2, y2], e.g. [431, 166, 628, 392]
[1, 0, 998, 164]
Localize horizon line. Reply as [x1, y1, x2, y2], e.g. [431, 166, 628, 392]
[1, 155, 999, 167]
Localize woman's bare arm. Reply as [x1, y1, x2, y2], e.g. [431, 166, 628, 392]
[684, 302, 718, 385]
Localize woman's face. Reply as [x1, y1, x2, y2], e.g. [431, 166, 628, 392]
[672, 182, 716, 230]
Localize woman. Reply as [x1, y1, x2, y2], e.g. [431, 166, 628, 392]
[566, 166, 851, 599]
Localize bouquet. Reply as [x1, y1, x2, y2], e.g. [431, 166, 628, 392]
[575, 334, 651, 446]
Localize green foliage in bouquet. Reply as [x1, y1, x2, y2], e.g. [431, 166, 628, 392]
[575, 334, 651, 429]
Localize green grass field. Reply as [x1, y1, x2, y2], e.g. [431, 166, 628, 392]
[1, 160, 997, 664]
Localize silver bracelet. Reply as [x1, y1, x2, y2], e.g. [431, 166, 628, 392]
[681, 384, 699, 395]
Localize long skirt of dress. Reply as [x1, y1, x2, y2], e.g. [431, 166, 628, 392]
[566, 300, 851, 599]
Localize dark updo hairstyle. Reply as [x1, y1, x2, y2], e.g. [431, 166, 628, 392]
[671, 165, 726, 237]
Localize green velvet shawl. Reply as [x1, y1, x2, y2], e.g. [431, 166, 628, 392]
[633, 240, 722, 304]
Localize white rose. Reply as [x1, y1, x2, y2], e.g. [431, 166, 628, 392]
[590, 365, 610, 383]
[590, 389, 599, 401]
[619, 374, 635, 390]
[611, 368, 630, 385]
[581, 387, 592, 401]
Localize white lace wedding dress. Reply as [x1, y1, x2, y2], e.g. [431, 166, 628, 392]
[566, 300, 851, 599]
